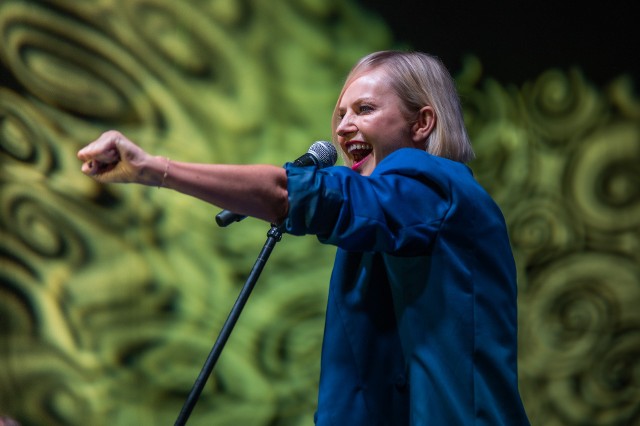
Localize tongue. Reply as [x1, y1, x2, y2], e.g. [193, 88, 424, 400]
[352, 148, 372, 162]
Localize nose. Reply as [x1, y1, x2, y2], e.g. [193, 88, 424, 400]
[336, 115, 357, 138]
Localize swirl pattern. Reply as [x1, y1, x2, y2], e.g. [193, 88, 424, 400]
[508, 193, 585, 265]
[0, 3, 159, 125]
[523, 68, 603, 145]
[567, 123, 640, 231]
[519, 254, 640, 425]
[0, 183, 88, 263]
[0, 88, 56, 174]
[0, 0, 638, 425]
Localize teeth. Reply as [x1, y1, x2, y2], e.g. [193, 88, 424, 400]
[347, 143, 371, 153]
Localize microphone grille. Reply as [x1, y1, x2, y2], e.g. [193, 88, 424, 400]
[308, 141, 338, 168]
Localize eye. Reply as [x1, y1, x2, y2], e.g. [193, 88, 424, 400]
[358, 104, 374, 114]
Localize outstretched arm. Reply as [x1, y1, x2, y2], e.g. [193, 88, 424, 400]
[77, 131, 289, 223]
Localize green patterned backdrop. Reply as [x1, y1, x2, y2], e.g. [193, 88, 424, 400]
[0, 0, 638, 425]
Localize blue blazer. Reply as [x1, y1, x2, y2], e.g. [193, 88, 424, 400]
[285, 148, 530, 425]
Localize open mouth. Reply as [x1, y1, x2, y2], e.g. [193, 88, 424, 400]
[347, 142, 373, 163]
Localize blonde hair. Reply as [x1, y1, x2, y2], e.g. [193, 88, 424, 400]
[332, 50, 474, 163]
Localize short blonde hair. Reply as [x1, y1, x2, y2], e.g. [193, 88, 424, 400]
[332, 50, 474, 163]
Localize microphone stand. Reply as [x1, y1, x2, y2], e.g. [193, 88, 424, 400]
[174, 222, 284, 425]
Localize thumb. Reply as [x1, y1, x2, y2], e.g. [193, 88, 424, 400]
[81, 147, 120, 176]
[78, 131, 121, 173]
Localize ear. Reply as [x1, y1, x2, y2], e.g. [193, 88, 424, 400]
[411, 106, 436, 147]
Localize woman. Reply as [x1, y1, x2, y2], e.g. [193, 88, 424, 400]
[78, 50, 530, 425]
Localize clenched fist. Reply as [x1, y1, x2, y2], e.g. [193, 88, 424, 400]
[77, 131, 164, 186]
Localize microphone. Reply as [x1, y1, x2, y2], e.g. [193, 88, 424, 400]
[291, 140, 338, 168]
[215, 141, 337, 227]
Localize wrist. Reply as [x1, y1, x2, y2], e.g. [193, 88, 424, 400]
[158, 156, 171, 188]
[138, 155, 169, 187]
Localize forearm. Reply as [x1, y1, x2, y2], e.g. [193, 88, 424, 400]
[78, 131, 289, 223]
[151, 156, 289, 223]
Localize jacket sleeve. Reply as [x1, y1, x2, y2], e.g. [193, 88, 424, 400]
[284, 149, 455, 256]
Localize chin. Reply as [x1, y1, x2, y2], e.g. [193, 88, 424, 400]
[360, 164, 376, 176]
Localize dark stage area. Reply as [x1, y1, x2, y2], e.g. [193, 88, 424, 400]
[360, 1, 637, 86]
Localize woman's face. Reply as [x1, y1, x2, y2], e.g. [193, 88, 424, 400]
[335, 67, 419, 176]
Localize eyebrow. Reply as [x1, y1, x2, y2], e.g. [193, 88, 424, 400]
[339, 97, 377, 109]
[355, 96, 376, 104]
